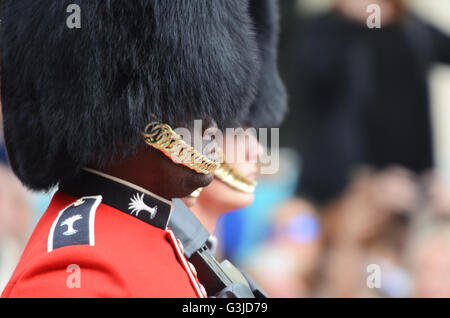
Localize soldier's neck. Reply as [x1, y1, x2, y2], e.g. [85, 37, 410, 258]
[189, 199, 222, 234]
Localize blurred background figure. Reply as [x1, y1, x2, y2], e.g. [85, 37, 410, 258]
[0, 105, 52, 294]
[0, 106, 8, 164]
[217, 149, 301, 264]
[0, 164, 33, 293]
[295, 0, 450, 205]
[190, 129, 264, 234]
[314, 166, 417, 297]
[407, 218, 450, 298]
[241, 198, 321, 298]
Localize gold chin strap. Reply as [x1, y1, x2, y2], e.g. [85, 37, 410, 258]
[214, 162, 257, 194]
[189, 187, 203, 198]
[142, 121, 219, 175]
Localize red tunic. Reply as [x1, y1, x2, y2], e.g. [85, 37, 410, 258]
[2, 190, 202, 298]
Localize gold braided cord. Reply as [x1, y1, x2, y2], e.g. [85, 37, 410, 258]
[214, 162, 257, 193]
[142, 122, 220, 175]
[189, 187, 203, 198]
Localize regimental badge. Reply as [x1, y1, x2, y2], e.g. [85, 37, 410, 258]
[128, 193, 158, 219]
[48, 196, 102, 252]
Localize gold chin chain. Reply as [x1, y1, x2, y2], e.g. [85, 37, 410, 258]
[189, 187, 203, 198]
[142, 122, 219, 175]
[142, 120, 257, 193]
[214, 162, 257, 193]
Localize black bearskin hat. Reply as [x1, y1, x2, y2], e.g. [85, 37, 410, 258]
[246, 0, 287, 128]
[1, 0, 266, 191]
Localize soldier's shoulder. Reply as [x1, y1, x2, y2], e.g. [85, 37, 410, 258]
[4, 192, 195, 297]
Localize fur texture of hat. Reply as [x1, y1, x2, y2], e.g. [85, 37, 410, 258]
[246, 0, 287, 128]
[1, 0, 262, 190]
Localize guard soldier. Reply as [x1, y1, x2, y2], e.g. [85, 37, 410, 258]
[0, 0, 285, 298]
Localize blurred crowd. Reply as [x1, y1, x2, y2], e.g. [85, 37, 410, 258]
[231, 165, 450, 297]
[2, 0, 450, 298]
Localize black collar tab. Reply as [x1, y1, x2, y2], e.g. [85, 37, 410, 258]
[59, 168, 173, 230]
